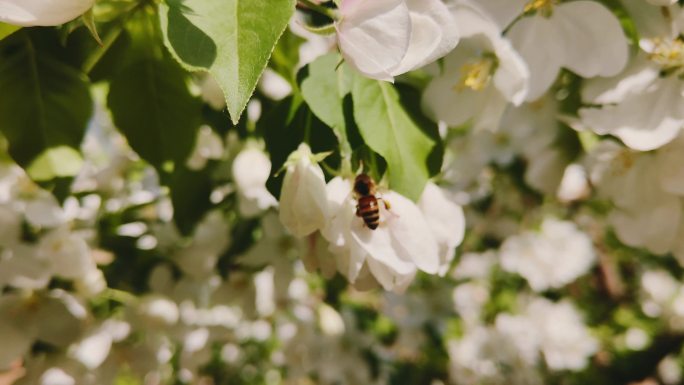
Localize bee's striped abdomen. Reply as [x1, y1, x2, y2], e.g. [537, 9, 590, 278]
[357, 195, 380, 230]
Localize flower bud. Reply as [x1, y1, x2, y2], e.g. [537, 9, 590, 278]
[279, 144, 329, 237]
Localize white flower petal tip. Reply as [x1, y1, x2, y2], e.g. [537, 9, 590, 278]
[0, 0, 96, 27]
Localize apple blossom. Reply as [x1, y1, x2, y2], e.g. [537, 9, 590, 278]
[587, 141, 682, 254]
[579, 50, 684, 151]
[0, 0, 95, 27]
[497, 298, 599, 371]
[336, 0, 460, 81]
[279, 144, 329, 237]
[186, 126, 224, 170]
[500, 218, 596, 291]
[507, 0, 629, 101]
[321, 177, 441, 291]
[422, 0, 529, 129]
[232, 147, 278, 217]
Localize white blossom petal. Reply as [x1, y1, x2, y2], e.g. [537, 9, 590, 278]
[336, 0, 411, 81]
[579, 78, 684, 151]
[392, 0, 460, 75]
[507, 15, 564, 101]
[553, 1, 628, 78]
[418, 183, 465, 275]
[0, 0, 95, 26]
[279, 144, 329, 237]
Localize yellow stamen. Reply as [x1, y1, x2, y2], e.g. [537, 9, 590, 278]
[647, 37, 684, 75]
[455, 58, 496, 92]
[524, 0, 556, 16]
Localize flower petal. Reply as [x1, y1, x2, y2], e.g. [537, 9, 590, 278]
[418, 183, 465, 274]
[0, 0, 95, 26]
[579, 78, 684, 151]
[507, 15, 564, 101]
[392, 0, 460, 75]
[553, 1, 628, 78]
[383, 191, 440, 274]
[337, 0, 411, 81]
[492, 37, 529, 105]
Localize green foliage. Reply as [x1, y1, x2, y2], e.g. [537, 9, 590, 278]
[0, 30, 92, 181]
[169, 165, 214, 235]
[159, 0, 296, 124]
[300, 53, 353, 158]
[270, 29, 304, 85]
[0, 22, 19, 40]
[351, 77, 436, 201]
[107, 54, 201, 172]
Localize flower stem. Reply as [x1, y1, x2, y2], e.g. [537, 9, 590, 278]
[81, 2, 146, 74]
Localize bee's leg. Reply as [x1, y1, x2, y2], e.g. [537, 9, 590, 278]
[379, 198, 399, 218]
[355, 204, 361, 217]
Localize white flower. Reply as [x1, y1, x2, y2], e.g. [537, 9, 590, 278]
[0, 291, 87, 370]
[138, 295, 180, 327]
[68, 323, 117, 370]
[279, 144, 329, 237]
[557, 163, 590, 203]
[336, 0, 460, 81]
[659, 355, 684, 385]
[0, 205, 20, 248]
[24, 193, 67, 228]
[422, 0, 529, 130]
[418, 182, 465, 275]
[587, 141, 681, 254]
[453, 281, 489, 326]
[318, 303, 345, 336]
[232, 147, 277, 217]
[500, 218, 596, 291]
[258, 69, 292, 100]
[38, 229, 95, 280]
[321, 177, 440, 292]
[524, 298, 598, 370]
[173, 211, 230, 279]
[474, 0, 527, 29]
[186, 126, 224, 170]
[580, 51, 684, 151]
[0, 244, 51, 290]
[507, 0, 629, 101]
[448, 325, 543, 385]
[0, 0, 95, 26]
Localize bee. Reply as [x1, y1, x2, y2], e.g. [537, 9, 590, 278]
[354, 173, 390, 230]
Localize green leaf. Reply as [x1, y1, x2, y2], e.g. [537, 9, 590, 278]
[270, 29, 304, 85]
[27, 147, 84, 181]
[107, 56, 202, 172]
[0, 23, 19, 41]
[351, 77, 435, 201]
[159, 0, 296, 124]
[260, 95, 306, 198]
[170, 165, 214, 236]
[0, 32, 92, 180]
[300, 53, 353, 158]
